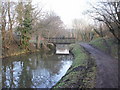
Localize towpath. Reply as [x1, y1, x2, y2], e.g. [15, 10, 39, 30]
[80, 43, 118, 88]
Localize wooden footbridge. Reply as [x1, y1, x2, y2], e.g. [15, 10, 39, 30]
[45, 37, 76, 44]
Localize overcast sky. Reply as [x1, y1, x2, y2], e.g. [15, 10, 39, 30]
[8, 0, 99, 28]
[32, 0, 99, 28]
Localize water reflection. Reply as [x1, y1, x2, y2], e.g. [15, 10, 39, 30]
[0, 58, 2, 89]
[2, 52, 73, 88]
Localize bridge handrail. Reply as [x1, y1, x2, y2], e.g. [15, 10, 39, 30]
[44, 37, 76, 44]
[44, 37, 76, 39]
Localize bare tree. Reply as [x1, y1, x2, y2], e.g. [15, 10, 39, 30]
[7, 1, 16, 45]
[29, 10, 65, 48]
[33, 11, 65, 37]
[72, 19, 94, 41]
[93, 22, 105, 37]
[1, 2, 8, 54]
[42, 12, 64, 38]
[88, 1, 120, 42]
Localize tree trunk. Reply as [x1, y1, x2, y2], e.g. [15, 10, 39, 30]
[1, 26, 6, 56]
[8, 1, 13, 45]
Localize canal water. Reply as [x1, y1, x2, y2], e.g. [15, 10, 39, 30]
[2, 52, 73, 88]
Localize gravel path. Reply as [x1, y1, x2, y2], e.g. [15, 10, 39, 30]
[80, 43, 118, 88]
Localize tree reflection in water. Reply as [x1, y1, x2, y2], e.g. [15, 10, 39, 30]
[2, 52, 73, 88]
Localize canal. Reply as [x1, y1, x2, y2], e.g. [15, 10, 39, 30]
[2, 52, 73, 88]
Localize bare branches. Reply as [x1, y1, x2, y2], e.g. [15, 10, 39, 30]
[88, 1, 120, 42]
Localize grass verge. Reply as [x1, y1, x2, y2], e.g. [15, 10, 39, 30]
[52, 43, 97, 88]
[89, 38, 118, 59]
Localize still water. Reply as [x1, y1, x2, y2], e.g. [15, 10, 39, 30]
[2, 52, 73, 88]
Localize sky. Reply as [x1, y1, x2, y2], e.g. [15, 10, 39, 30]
[6, 0, 99, 28]
[32, 0, 98, 28]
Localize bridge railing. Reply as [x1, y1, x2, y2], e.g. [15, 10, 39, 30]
[44, 37, 76, 44]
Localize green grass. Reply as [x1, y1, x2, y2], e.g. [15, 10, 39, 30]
[89, 38, 109, 52]
[90, 37, 118, 59]
[68, 44, 88, 71]
[52, 44, 96, 88]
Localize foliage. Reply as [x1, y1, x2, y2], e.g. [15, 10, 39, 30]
[16, 1, 33, 50]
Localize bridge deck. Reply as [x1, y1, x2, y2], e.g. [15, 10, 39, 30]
[45, 37, 76, 44]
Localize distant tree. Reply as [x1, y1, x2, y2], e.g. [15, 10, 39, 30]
[32, 11, 65, 38]
[72, 19, 94, 41]
[31, 11, 65, 48]
[41, 12, 65, 38]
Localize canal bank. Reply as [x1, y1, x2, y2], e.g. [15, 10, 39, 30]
[52, 44, 97, 88]
[0, 43, 53, 59]
[0, 49, 40, 59]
